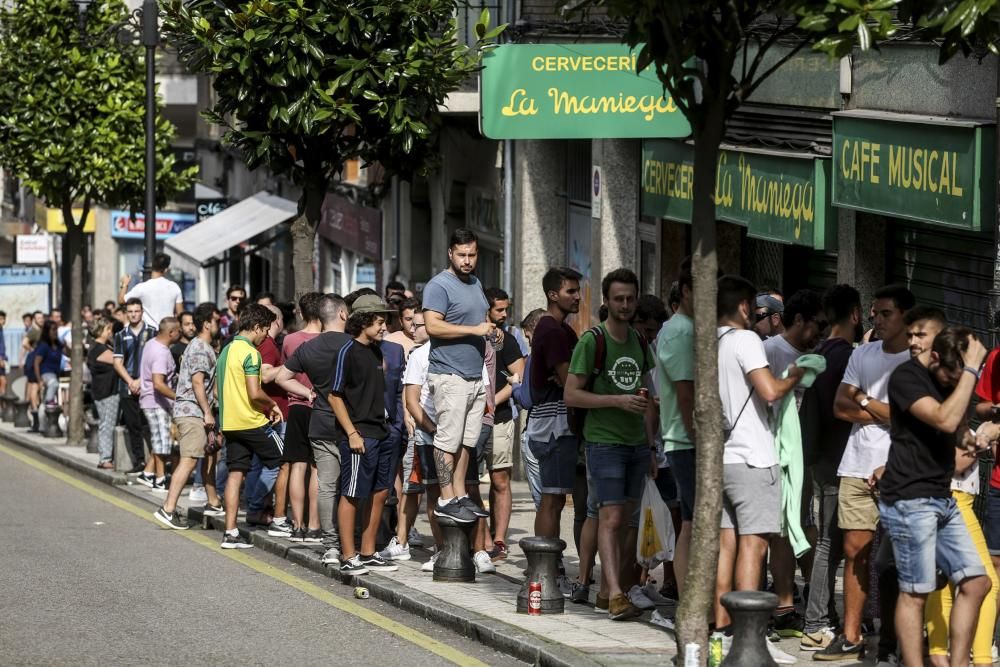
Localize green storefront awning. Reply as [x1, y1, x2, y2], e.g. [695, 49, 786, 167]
[641, 140, 835, 250]
[832, 110, 996, 231]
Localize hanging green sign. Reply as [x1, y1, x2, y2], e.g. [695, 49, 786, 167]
[641, 140, 835, 250]
[479, 44, 690, 140]
[832, 110, 995, 231]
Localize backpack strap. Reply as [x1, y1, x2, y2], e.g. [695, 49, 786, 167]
[586, 326, 606, 391]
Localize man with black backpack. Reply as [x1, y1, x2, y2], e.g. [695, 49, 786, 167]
[565, 268, 655, 621]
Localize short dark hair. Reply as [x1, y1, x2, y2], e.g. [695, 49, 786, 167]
[152, 252, 171, 272]
[781, 289, 823, 328]
[542, 267, 582, 300]
[667, 282, 681, 310]
[399, 297, 421, 316]
[485, 287, 509, 308]
[226, 284, 246, 298]
[449, 228, 478, 248]
[254, 291, 275, 303]
[717, 275, 757, 319]
[345, 287, 378, 309]
[193, 302, 219, 333]
[125, 297, 143, 309]
[904, 305, 948, 327]
[237, 303, 276, 334]
[873, 284, 916, 312]
[319, 294, 347, 325]
[601, 268, 639, 300]
[299, 292, 324, 323]
[178, 310, 193, 322]
[0, 310, 6, 319]
[635, 294, 668, 326]
[598, 304, 609, 322]
[823, 284, 861, 324]
[933, 325, 973, 371]
[386, 280, 406, 293]
[677, 256, 693, 293]
[346, 311, 384, 337]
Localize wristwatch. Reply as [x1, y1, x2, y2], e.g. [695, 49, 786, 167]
[859, 396, 871, 409]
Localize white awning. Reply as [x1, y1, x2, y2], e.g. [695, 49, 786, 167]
[165, 191, 297, 277]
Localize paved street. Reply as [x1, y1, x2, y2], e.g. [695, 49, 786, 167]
[0, 443, 517, 666]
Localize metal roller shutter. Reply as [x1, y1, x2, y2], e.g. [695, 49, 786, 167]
[890, 221, 994, 338]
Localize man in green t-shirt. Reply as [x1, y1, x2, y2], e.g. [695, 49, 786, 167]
[565, 268, 656, 621]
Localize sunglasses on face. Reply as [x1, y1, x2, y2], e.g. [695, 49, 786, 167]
[755, 311, 773, 323]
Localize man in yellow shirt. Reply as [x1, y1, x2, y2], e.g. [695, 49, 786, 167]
[217, 303, 285, 549]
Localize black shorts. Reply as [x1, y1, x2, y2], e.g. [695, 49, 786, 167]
[224, 425, 284, 473]
[339, 436, 394, 499]
[282, 405, 313, 464]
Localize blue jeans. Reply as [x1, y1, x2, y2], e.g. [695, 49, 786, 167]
[879, 496, 987, 594]
[585, 442, 648, 508]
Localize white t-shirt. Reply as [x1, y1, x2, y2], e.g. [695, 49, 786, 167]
[837, 341, 910, 478]
[953, 459, 980, 495]
[402, 343, 436, 423]
[764, 334, 806, 409]
[718, 327, 775, 468]
[125, 276, 183, 328]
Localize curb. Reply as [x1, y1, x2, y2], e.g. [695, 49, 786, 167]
[4, 432, 601, 667]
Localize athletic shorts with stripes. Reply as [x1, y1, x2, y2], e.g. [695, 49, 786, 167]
[223, 424, 284, 473]
[338, 436, 393, 499]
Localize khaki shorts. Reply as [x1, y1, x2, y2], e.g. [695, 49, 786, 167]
[838, 476, 879, 531]
[175, 416, 207, 459]
[428, 373, 486, 454]
[488, 419, 515, 471]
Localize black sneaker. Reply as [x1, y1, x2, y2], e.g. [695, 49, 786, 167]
[288, 527, 306, 542]
[303, 529, 323, 543]
[136, 472, 155, 488]
[659, 581, 679, 602]
[267, 519, 293, 537]
[459, 496, 489, 518]
[771, 609, 804, 638]
[813, 634, 866, 661]
[153, 507, 189, 530]
[360, 553, 399, 572]
[340, 555, 369, 575]
[221, 533, 254, 550]
[570, 582, 591, 605]
[433, 498, 478, 523]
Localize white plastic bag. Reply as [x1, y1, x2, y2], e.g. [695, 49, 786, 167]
[637, 476, 676, 568]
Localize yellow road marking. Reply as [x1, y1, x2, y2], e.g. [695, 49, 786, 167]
[0, 443, 487, 667]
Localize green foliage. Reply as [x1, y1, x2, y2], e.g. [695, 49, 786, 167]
[163, 0, 500, 198]
[0, 0, 193, 220]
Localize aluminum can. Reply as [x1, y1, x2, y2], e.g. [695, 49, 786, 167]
[354, 586, 370, 600]
[528, 581, 542, 615]
[708, 632, 724, 667]
[637, 388, 649, 399]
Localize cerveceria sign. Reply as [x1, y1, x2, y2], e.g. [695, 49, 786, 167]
[641, 140, 834, 250]
[479, 44, 690, 139]
[832, 110, 996, 231]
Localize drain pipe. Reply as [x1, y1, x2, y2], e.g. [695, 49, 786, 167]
[990, 65, 1000, 349]
[501, 0, 516, 302]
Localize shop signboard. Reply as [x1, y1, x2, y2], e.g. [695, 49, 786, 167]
[832, 110, 995, 231]
[195, 198, 230, 222]
[480, 44, 690, 139]
[110, 210, 197, 239]
[317, 194, 382, 260]
[15, 235, 50, 264]
[641, 140, 835, 250]
[44, 208, 96, 233]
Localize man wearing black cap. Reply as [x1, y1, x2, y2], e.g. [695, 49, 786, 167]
[754, 292, 785, 340]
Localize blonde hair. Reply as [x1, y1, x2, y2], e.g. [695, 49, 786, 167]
[90, 316, 113, 339]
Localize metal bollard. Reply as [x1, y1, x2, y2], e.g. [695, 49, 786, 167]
[720, 591, 778, 666]
[86, 422, 99, 453]
[113, 426, 131, 473]
[517, 536, 566, 614]
[433, 514, 476, 582]
[42, 404, 63, 438]
[13, 400, 30, 428]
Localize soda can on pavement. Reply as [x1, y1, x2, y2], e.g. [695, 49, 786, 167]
[528, 581, 542, 615]
[354, 586, 370, 600]
[708, 632, 724, 667]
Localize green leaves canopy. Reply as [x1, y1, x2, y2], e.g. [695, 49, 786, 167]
[0, 0, 192, 219]
[162, 0, 489, 196]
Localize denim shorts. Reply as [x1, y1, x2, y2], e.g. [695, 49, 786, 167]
[585, 442, 649, 508]
[529, 434, 578, 495]
[986, 486, 1000, 555]
[879, 496, 987, 594]
[666, 448, 696, 521]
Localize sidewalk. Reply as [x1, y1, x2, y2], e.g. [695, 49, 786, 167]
[1, 422, 862, 666]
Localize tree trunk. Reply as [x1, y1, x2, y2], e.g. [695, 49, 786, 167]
[675, 93, 727, 664]
[290, 183, 327, 302]
[64, 215, 86, 445]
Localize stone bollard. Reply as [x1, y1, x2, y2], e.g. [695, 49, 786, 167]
[86, 422, 99, 454]
[13, 400, 30, 428]
[517, 536, 567, 614]
[42, 404, 63, 438]
[720, 591, 778, 666]
[113, 426, 131, 473]
[433, 515, 476, 582]
[0, 395, 13, 423]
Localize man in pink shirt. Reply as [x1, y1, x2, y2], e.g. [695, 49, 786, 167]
[139, 317, 180, 493]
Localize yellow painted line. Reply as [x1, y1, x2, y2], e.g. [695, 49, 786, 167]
[0, 443, 487, 667]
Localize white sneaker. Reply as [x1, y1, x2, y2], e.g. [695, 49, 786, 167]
[321, 547, 340, 565]
[992, 642, 998, 664]
[649, 609, 675, 632]
[767, 641, 798, 664]
[379, 536, 411, 561]
[641, 583, 672, 606]
[421, 553, 438, 572]
[188, 484, 208, 503]
[628, 584, 656, 610]
[408, 527, 425, 548]
[474, 550, 495, 573]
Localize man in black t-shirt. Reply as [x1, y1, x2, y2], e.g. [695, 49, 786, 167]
[877, 326, 990, 667]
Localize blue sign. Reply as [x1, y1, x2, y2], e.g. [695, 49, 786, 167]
[0, 266, 52, 284]
[110, 210, 197, 239]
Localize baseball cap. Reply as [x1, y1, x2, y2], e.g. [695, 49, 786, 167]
[755, 294, 784, 314]
[350, 294, 393, 315]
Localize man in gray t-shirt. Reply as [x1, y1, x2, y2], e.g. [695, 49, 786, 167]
[423, 228, 493, 525]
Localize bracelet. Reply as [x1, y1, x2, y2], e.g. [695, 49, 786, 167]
[348, 430, 359, 438]
[964, 366, 980, 380]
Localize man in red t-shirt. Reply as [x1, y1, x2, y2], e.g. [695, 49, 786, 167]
[975, 348, 1000, 576]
